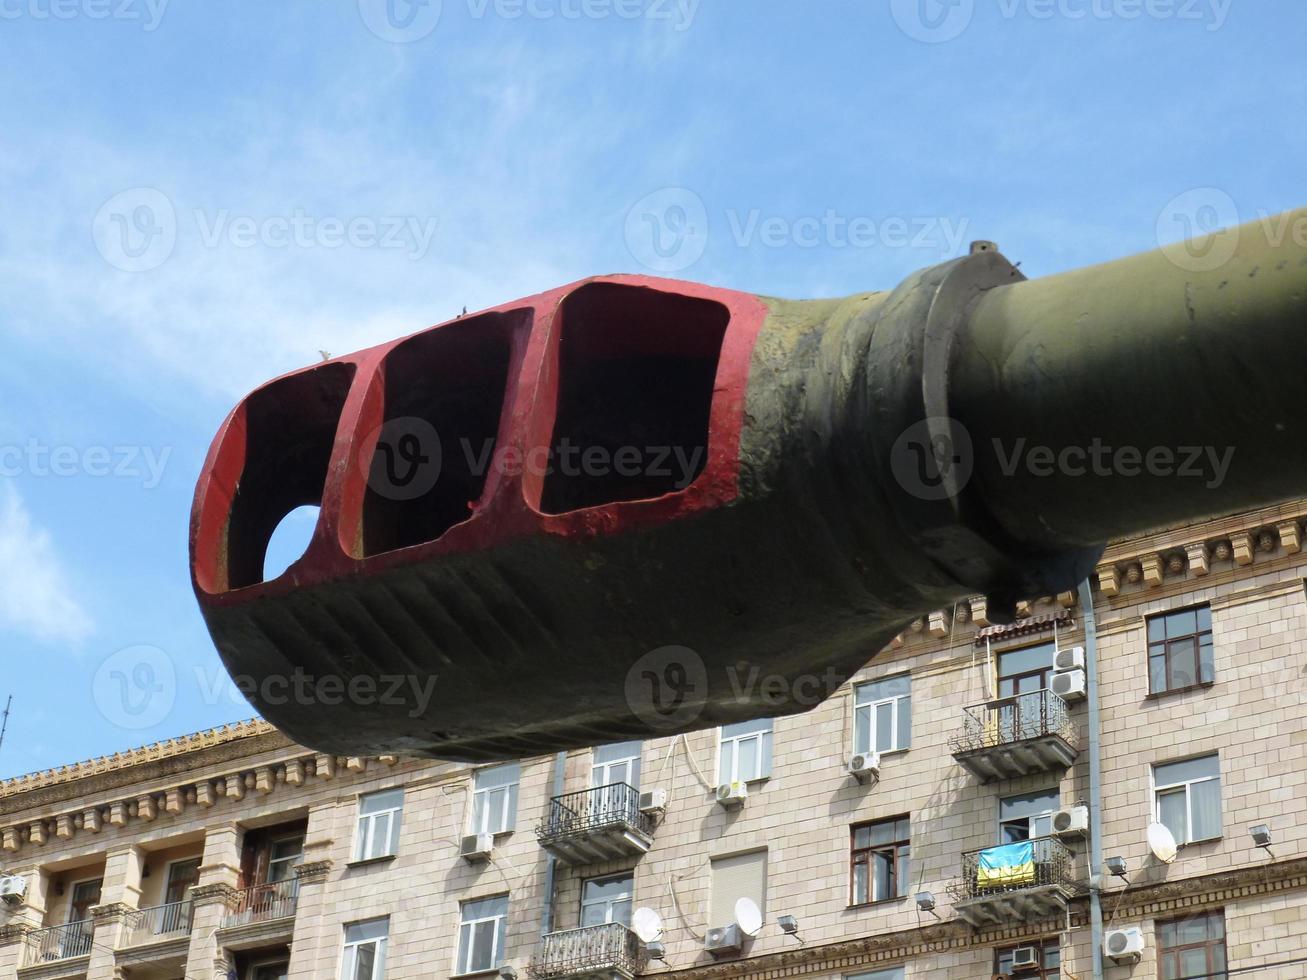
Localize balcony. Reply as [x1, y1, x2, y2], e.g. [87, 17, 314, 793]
[949, 690, 1079, 782]
[536, 783, 655, 865]
[947, 836, 1079, 927]
[121, 900, 194, 947]
[530, 922, 648, 980]
[20, 921, 93, 972]
[222, 879, 299, 929]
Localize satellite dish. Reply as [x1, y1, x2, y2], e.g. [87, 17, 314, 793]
[734, 897, 763, 938]
[1147, 822, 1178, 864]
[631, 907, 664, 943]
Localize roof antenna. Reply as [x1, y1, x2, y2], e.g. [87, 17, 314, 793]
[0, 696, 12, 755]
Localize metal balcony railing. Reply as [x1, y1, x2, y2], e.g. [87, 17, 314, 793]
[530, 922, 648, 980]
[21, 920, 94, 966]
[952, 689, 1077, 752]
[946, 836, 1076, 904]
[536, 783, 655, 863]
[539, 783, 654, 840]
[121, 900, 194, 947]
[221, 878, 299, 929]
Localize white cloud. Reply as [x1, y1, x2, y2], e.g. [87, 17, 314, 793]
[0, 483, 94, 646]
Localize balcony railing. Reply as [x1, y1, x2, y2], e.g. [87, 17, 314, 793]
[536, 783, 655, 864]
[949, 689, 1079, 781]
[21, 920, 94, 967]
[530, 922, 648, 980]
[221, 878, 299, 929]
[947, 836, 1079, 926]
[121, 900, 194, 947]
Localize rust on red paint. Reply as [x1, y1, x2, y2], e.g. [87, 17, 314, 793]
[189, 274, 769, 605]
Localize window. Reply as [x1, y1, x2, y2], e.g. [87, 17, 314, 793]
[709, 850, 766, 926]
[1154, 755, 1222, 844]
[581, 873, 633, 927]
[592, 741, 641, 789]
[997, 642, 1055, 697]
[456, 894, 508, 975]
[850, 816, 910, 906]
[1148, 605, 1215, 694]
[164, 858, 201, 904]
[1158, 910, 1227, 979]
[853, 675, 911, 755]
[847, 969, 905, 980]
[472, 763, 520, 835]
[995, 938, 1061, 977]
[341, 918, 388, 980]
[718, 719, 773, 783]
[355, 788, 403, 861]
[250, 962, 290, 980]
[999, 789, 1060, 842]
[267, 835, 304, 883]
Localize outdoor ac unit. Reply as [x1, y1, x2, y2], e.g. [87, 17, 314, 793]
[639, 789, 668, 814]
[847, 752, 881, 784]
[460, 833, 494, 862]
[715, 782, 748, 809]
[1052, 804, 1090, 839]
[1104, 927, 1145, 965]
[704, 923, 743, 957]
[1053, 645, 1086, 672]
[1010, 945, 1041, 971]
[1051, 669, 1087, 702]
[0, 874, 27, 903]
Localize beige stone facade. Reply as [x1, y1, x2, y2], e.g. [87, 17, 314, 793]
[2, 501, 1306, 980]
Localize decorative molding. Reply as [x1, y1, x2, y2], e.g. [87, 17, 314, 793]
[293, 859, 334, 884]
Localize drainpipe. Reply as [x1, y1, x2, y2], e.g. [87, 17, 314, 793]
[1077, 579, 1104, 980]
[540, 750, 568, 936]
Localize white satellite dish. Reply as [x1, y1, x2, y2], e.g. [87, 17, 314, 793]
[631, 907, 664, 944]
[1147, 821, 1178, 864]
[734, 896, 763, 938]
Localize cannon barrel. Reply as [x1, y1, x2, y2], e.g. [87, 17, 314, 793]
[190, 208, 1307, 761]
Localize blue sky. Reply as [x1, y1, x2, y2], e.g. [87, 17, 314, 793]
[0, 0, 1303, 777]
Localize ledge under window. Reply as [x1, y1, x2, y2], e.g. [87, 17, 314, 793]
[346, 854, 397, 869]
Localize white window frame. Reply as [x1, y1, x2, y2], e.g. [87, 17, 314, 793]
[267, 834, 304, 883]
[580, 873, 634, 927]
[1153, 754, 1223, 845]
[591, 742, 642, 790]
[853, 675, 912, 756]
[847, 969, 906, 980]
[354, 788, 403, 862]
[455, 894, 508, 976]
[718, 719, 772, 783]
[471, 763, 520, 836]
[997, 789, 1060, 843]
[340, 917, 388, 980]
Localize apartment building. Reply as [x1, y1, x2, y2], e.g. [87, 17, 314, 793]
[1, 499, 1306, 980]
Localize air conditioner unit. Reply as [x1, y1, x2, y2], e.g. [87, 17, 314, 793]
[704, 923, 743, 957]
[715, 782, 748, 809]
[1051, 668, 1087, 702]
[460, 833, 494, 862]
[639, 789, 668, 814]
[1010, 945, 1040, 971]
[1052, 804, 1090, 840]
[847, 752, 881, 784]
[1104, 927, 1145, 965]
[0, 874, 27, 903]
[1053, 645, 1085, 672]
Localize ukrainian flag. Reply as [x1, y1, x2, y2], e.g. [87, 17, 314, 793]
[976, 841, 1036, 888]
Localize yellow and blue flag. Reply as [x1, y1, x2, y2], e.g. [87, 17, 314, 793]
[976, 841, 1036, 888]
